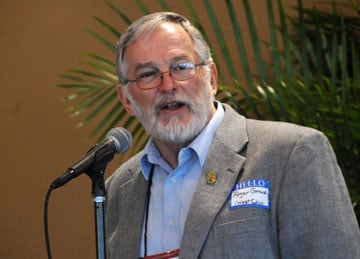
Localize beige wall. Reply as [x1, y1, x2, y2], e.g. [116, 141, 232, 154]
[0, 0, 351, 258]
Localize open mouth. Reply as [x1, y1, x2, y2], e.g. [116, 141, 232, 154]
[161, 102, 186, 111]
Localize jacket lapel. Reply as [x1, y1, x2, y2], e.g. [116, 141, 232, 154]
[114, 167, 149, 258]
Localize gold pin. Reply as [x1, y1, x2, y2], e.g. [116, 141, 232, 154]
[206, 171, 217, 185]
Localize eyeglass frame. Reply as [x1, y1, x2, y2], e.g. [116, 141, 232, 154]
[124, 61, 207, 90]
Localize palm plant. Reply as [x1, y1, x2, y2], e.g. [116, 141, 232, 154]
[59, 0, 360, 218]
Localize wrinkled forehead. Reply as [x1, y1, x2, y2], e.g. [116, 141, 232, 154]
[139, 22, 181, 41]
[126, 21, 192, 52]
[124, 12, 189, 44]
[123, 22, 198, 68]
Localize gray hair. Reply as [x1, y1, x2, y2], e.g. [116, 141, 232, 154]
[115, 12, 213, 85]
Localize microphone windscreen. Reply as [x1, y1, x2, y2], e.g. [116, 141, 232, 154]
[107, 127, 132, 153]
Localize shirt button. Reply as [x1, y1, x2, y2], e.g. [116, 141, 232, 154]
[171, 178, 177, 184]
[168, 220, 175, 226]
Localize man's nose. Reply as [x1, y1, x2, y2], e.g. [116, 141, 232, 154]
[158, 72, 177, 92]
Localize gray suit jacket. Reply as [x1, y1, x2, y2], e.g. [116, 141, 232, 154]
[105, 103, 360, 258]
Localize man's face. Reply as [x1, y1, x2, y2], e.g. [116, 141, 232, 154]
[118, 22, 217, 145]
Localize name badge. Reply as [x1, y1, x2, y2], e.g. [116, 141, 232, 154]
[229, 179, 270, 210]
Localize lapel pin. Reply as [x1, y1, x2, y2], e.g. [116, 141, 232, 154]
[206, 171, 217, 185]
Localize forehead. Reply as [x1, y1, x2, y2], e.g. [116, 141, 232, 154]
[123, 22, 197, 68]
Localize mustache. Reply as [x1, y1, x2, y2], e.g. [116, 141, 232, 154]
[154, 94, 192, 113]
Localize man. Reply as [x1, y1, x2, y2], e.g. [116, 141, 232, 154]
[105, 12, 360, 258]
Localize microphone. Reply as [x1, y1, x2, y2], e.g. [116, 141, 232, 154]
[50, 127, 132, 189]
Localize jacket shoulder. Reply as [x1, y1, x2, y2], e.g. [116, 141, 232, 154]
[106, 151, 143, 190]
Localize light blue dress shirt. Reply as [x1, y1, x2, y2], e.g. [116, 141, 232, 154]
[139, 101, 224, 256]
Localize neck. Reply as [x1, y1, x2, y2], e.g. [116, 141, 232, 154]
[153, 139, 189, 169]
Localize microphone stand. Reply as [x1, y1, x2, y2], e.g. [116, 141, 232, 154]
[86, 145, 116, 259]
[89, 170, 107, 259]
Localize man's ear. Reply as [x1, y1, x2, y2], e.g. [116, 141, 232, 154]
[209, 62, 218, 96]
[117, 85, 135, 115]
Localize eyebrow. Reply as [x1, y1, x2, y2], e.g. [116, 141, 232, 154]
[133, 55, 193, 72]
[133, 62, 157, 73]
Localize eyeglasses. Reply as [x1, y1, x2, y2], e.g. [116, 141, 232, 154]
[126, 62, 206, 90]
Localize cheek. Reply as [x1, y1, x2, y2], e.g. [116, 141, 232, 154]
[128, 88, 158, 110]
[190, 73, 212, 96]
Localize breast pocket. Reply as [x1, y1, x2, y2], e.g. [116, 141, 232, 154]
[213, 216, 267, 238]
[209, 216, 276, 258]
